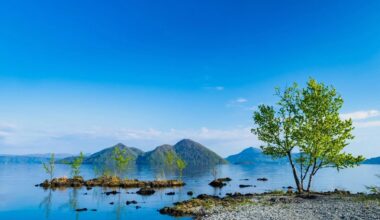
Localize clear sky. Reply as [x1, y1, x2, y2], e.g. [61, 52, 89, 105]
[1, 0, 380, 157]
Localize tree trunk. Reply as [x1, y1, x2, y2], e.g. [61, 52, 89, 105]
[288, 153, 302, 193]
[306, 160, 318, 192]
[306, 173, 314, 192]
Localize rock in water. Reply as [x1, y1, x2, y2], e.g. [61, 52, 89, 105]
[126, 200, 138, 205]
[209, 177, 231, 188]
[239, 184, 253, 188]
[136, 188, 155, 195]
[209, 179, 226, 188]
[104, 190, 120, 196]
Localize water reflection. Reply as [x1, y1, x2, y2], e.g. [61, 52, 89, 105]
[1, 163, 380, 220]
[39, 189, 53, 219]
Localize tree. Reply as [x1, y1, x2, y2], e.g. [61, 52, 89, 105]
[252, 83, 303, 192]
[70, 152, 85, 177]
[252, 79, 364, 193]
[43, 153, 55, 181]
[164, 151, 176, 167]
[297, 79, 364, 191]
[113, 147, 132, 178]
[164, 151, 186, 180]
[176, 157, 186, 180]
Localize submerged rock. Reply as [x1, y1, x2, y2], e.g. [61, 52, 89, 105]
[218, 177, 232, 182]
[239, 184, 253, 188]
[166, 192, 175, 196]
[187, 191, 194, 196]
[126, 200, 138, 205]
[209, 177, 231, 188]
[209, 180, 226, 188]
[136, 188, 155, 196]
[104, 190, 120, 196]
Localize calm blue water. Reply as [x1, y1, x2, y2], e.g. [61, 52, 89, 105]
[0, 163, 379, 220]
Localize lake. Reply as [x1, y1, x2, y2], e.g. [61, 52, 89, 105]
[0, 163, 379, 220]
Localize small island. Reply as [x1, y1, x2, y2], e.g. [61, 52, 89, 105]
[38, 176, 185, 189]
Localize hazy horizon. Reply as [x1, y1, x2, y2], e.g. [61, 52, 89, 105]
[1, 1, 380, 157]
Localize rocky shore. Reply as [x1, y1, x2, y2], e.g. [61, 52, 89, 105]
[160, 191, 380, 220]
[38, 176, 185, 189]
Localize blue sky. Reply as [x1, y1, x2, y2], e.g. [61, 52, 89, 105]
[0, 0, 380, 157]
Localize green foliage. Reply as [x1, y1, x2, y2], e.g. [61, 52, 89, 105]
[176, 157, 186, 180]
[252, 78, 365, 192]
[163, 151, 186, 180]
[164, 151, 176, 167]
[70, 152, 85, 177]
[43, 153, 55, 181]
[113, 147, 133, 178]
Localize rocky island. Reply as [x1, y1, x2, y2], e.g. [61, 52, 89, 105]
[38, 176, 184, 189]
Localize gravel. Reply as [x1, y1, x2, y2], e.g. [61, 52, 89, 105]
[201, 195, 380, 220]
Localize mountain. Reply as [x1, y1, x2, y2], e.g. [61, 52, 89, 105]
[5, 140, 226, 167]
[226, 147, 288, 165]
[0, 154, 72, 164]
[0, 155, 49, 164]
[363, 156, 380, 164]
[137, 139, 226, 167]
[58, 143, 144, 164]
[136, 144, 175, 166]
[172, 139, 227, 167]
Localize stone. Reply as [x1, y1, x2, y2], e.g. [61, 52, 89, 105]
[209, 180, 226, 188]
[105, 190, 120, 196]
[126, 200, 138, 205]
[136, 188, 155, 196]
[239, 184, 253, 188]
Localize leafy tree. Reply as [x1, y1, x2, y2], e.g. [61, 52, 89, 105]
[252, 79, 364, 193]
[70, 152, 85, 177]
[297, 79, 364, 191]
[164, 151, 186, 180]
[252, 83, 303, 192]
[43, 153, 55, 181]
[164, 151, 176, 167]
[176, 157, 186, 180]
[112, 147, 132, 178]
